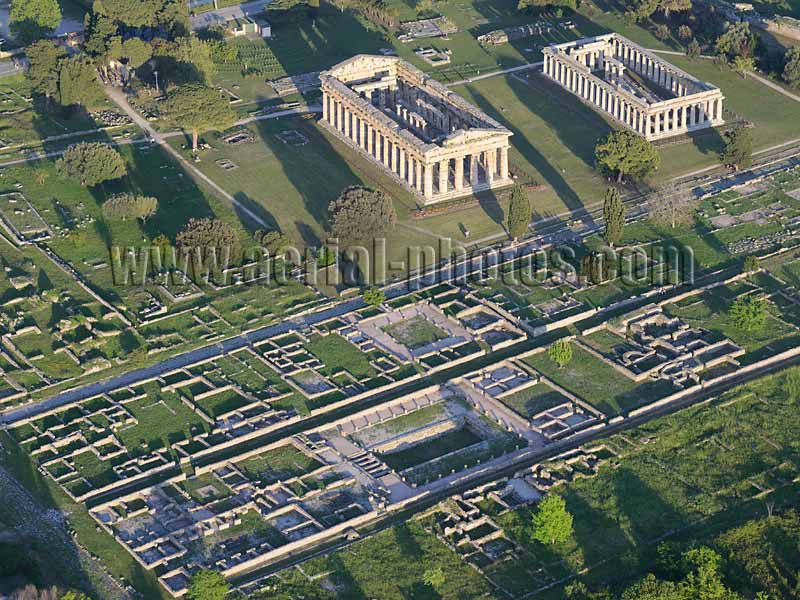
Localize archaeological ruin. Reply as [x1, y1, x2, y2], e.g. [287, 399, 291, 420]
[319, 55, 514, 204]
[542, 33, 725, 140]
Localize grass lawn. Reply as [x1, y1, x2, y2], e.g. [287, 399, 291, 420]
[193, 388, 251, 418]
[115, 390, 207, 454]
[380, 426, 482, 471]
[382, 315, 448, 349]
[234, 444, 322, 486]
[305, 333, 376, 380]
[498, 382, 573, 418]
[524, 345, 674, 415]
[260, 520, 499, 599]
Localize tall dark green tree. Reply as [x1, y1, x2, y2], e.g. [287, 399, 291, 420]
[720, 126, 753, 171]
[328, 186, 397, 247]
[783, 47, 800, 89]
[58, 56, 104, 107]
[24, 40, 67, 108]
[507, 183, 532, 242]
[602, 186, 625, 247]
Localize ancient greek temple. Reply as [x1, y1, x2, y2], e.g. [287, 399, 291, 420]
[543, 33, 724, 141]
[319, 55, 513, 204]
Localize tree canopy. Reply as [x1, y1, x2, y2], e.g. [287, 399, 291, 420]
[186, 569, 229, 600]
[160, 83, 236, 151]
[602, 186, 625, 247]
[177, 218, 240, 261]
[25, 40, 67, 103]
[507, 183, 532, 241]
[720, 126, 753, 171]
[58, 56, 104, 107]
[102, 193, 158, 222]
[10, 0, 61, 44]
[549, 339, 573, 368]
[783, 47, 800, 89]
[595, 130, 660, 182]
[362, 287, 385, 307]
[730, 295, 767, 332]
[715, 21, 756, 62]
[328, 186, 398, 248]
[532, 494, 574, 545]
[57, 143, 127, 187]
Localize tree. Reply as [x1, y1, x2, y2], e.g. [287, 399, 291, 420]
[730, 295, 767, 332]
[715, 21, 756, 62]
[720, 126, 753, 171]
[595, 130, 661, 183]
[678, 25, 693, 41]
[603, 186, 625, 247]
[733, 55, 755, 78]
[687, 38, 702, 59]
[532, 494, 573, 545]
[423, 566, 446, 588]
[187, 569, 229, 600]
[57, 143, 127, 187]
[9, 0, 61, 44]
[58, 56, 103, 107]
[654, 24, 670, 41]
[783, 47, 800, 88]
[362, 287, 385, 307]
[177, 218, 240, 260]
[507, 183, 532, 241]
[108, 36, 153, 69]
[256, 230, 292, 257]
[581, 252, 613, 284]
[328, 186, 397, 247]
[102, 193, 158, 222]
[160, 84, 235, 153]
[742, 255, 760, 274]
[25, 40, 67, 106]
[549, 339, 573, 368]
[647, 183, 698, 229]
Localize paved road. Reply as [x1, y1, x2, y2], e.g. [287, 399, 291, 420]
[0, 59, 20, 78]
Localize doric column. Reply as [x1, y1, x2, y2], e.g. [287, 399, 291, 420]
[438, 159, 448, 194]
[382, 136, 391, 167]
[499, 147, 509, 180]
[470, 153, 479, 186]
[644, 113, 651, 138]
[486, 151, 495, 185]
[360, 120, 368, 149]
[389, 140, 397, 173]
[343, 107, 350, 138]
[322, 92, 329, 122]
[455, 155, 464, 191]
[367, 124, 374, 155]
[423, 164, 434, 199]
[415, 160, 423, 191]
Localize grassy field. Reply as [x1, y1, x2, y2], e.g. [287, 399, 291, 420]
[524, 345, 674, 415]
[306, 333, 377, 379]
[234, 444, 322, 486]
[498, 382, 572, 418]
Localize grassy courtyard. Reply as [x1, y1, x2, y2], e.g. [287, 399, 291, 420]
[524, 345, 674, 415]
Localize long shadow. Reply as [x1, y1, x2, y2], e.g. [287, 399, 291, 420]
[466, 76, 607, 227]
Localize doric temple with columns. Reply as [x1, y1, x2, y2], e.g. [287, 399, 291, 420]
[319, 55, 513, 204]
[542, 33, 724, 141]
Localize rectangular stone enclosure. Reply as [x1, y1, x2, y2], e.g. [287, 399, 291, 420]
[320, 55, 514, 204]
[543, 33, 724, 141]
